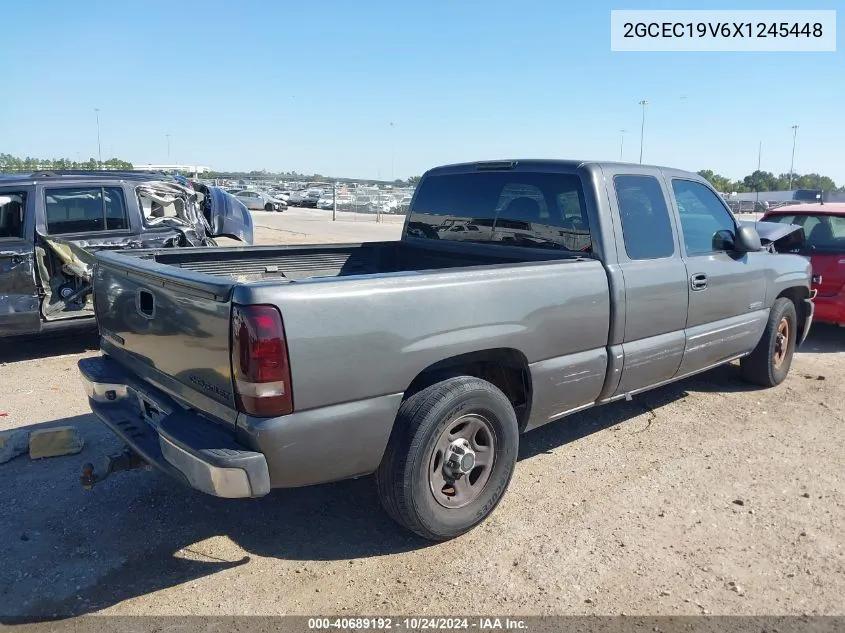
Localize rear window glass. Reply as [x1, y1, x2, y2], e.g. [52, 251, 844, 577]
[766, 213, 845, 251]
[406, 171, 591, 252]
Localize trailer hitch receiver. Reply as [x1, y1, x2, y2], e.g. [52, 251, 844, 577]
[81, 449, 149, 490]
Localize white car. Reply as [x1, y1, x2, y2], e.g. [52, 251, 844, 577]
[233, 190, 287, 212]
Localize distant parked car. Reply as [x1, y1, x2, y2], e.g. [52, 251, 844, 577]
[761, 202, 845, 326]
[234, 190, 286, 212]
[300, 189, 324, 208]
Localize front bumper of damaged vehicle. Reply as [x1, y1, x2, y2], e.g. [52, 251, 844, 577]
[78, 355, 270, 498]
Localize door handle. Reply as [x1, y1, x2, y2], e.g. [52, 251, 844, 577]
[690, 273, 707, 291]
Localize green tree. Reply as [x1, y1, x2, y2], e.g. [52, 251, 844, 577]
[407, 175, 421, 186]
[794, 173, 838, 192]
[697, 170, 733, 192]
[743, 170, 777, 192]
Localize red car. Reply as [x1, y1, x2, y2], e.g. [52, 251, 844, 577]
[761, 203, 845, 326]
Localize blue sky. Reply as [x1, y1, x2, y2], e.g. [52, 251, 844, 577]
[2, 0, 842, 183]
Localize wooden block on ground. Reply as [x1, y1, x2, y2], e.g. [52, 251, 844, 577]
[29, 426, 84, 459]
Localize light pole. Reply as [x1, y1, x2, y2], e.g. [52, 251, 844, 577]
[94, 108, 102, 166]
[756, 141, 762, 204]
[619, 129, 626, 161]
[638, 100, 649, 164]
[389, 121, 395, 182]
[788, 124, 799, 190]
[166, 134, 171, 160]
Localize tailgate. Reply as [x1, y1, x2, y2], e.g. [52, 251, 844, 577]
[93, 249, 239, 425]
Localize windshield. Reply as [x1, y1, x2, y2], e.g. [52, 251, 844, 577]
[765, 213, 845, 252]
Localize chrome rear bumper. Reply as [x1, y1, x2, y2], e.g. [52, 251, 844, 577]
[79, 356, 270, 499]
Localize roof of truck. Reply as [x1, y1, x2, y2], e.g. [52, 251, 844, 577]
[0, 170, 178, 184]
[423, 159, 701, 179]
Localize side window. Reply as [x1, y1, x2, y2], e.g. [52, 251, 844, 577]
[45, 187, 128, 235]
[671, 179, 737, 255]
[0, 192, 26, 239]
[104, 187, 128, 230]
[614, 175, 675, 260]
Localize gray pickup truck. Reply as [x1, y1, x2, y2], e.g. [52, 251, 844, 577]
[78, 160, 814, 541]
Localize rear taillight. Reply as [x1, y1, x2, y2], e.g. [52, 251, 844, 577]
[230, 304, 293, 417]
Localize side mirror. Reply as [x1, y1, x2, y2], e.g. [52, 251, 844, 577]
[733, 225, 762, 253]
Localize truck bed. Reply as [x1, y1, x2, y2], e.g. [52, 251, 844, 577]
[93, 238, 609, 437]
[133, 240, 577, 282]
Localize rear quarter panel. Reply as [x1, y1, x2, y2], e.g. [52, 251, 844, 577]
[233, 258, 611, 427]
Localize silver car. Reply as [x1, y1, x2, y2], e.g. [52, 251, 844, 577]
[233, 190, 286, 212]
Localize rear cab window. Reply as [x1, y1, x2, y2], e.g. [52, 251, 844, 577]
[406, 171, 591, 252]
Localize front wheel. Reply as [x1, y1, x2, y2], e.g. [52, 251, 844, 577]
[740, 297, 797, 387]
[375, 376, 519, 541]
[264, 203, 274, 211]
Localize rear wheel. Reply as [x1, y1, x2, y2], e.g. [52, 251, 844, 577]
[740, 297, 797, 387]
[375, 376, 519, 541]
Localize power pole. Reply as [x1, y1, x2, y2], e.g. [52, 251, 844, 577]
[619, 129, 626, 161]
[94, 108, 102, 166]
[788, 125, 799, 191]
[390, 121, 395, 182]
[638, 100, 649, 164]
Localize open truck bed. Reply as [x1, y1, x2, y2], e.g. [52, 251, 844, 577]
[127, 240, 577, 282]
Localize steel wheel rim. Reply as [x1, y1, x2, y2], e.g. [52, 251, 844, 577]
[428, 413, 496, 509]
[774, 318, 790, 368]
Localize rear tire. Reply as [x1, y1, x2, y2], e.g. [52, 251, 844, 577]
[375, 376, 519, 541]
[740, 297, 797, 387]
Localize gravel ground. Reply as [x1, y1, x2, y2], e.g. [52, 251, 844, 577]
[0, 212, 843, 619]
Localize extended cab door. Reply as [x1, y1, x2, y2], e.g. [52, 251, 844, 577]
[603, 168, 689, 396]
[665, 175, 768, 375]
[0, 187, 41, 336]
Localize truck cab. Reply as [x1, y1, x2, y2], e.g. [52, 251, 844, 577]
[0, 171, 253, 339]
